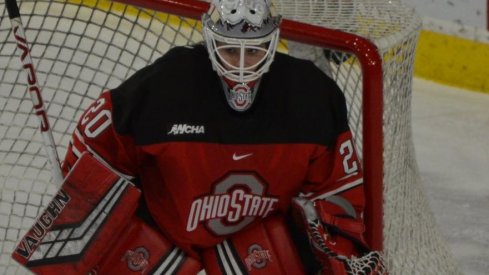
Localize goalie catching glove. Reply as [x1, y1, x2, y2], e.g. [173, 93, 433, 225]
[292, 197, 386, 275]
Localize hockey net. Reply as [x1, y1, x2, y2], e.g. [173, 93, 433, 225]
[0, 0, 460, 274]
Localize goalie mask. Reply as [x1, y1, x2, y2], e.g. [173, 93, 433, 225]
[202, 0, 281, 111]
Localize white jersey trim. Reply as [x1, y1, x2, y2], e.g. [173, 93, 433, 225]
[311, 178, 364, 201]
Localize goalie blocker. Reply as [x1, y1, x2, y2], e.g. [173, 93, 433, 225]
[11, 153, 201, 274]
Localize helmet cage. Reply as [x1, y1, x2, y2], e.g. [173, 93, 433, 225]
[203, 28, 280, 83]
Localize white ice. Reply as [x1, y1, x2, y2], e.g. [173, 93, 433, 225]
[412, 78, 489, 275]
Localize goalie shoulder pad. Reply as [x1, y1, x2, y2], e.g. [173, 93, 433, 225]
[12, 153, 141, 274]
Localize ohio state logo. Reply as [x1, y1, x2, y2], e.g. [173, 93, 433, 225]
[229, 83, 253, 111]
[121, 247, 149, 273]
[186, 173, 278, 235]
[245, 244, 272, 271]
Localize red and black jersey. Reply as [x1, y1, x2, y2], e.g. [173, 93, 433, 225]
[63, 44, 365, 257]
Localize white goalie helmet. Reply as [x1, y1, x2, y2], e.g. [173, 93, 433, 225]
[202, 0, 282, 84]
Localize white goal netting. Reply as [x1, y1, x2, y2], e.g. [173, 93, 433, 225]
[0, 0, 460, 274]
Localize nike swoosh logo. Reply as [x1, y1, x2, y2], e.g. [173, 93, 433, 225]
[232, 153, 253, 161]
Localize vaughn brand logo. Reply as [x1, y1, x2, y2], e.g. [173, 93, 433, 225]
[168, 124, 205, 135]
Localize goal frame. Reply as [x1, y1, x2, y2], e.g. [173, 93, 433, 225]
[114, 0, 384, 251]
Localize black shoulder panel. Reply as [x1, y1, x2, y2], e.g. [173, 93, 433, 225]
[111, 46, 349, 147]
[111, 44, 215, 135]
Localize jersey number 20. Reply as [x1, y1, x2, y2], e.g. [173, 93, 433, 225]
[81, 97, 112, 138]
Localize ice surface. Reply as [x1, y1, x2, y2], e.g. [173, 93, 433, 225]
[412, 78, 489, 275]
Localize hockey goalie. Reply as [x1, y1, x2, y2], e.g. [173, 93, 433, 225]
[12, 0, 385, 273]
